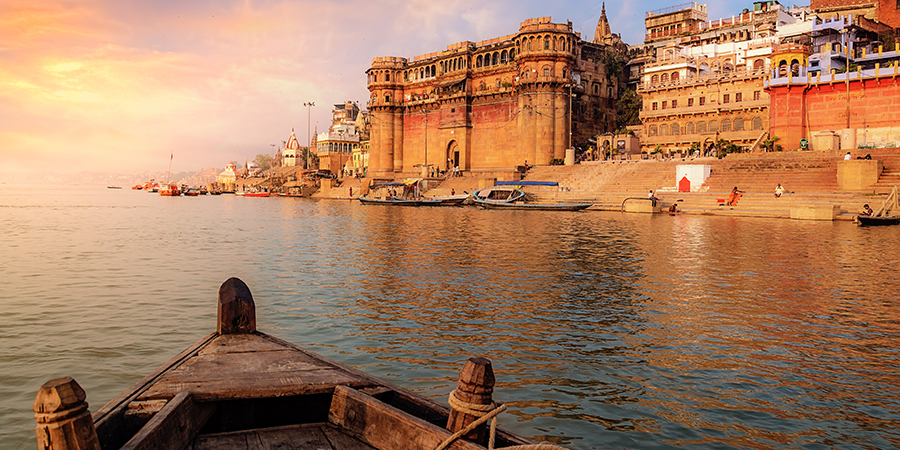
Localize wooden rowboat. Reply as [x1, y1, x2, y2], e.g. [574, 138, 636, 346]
[856, 215, 900, 226]
[33, 278, 543, 450]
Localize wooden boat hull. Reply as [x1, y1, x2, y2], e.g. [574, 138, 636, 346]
[856, 215, 900, 226]
[473, 198, 593, 211]
[41, 278, 533, 450]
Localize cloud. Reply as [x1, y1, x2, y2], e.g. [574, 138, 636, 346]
[0, 0, 743, 175]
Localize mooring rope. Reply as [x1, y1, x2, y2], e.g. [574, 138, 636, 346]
[434, 390, 568, 450]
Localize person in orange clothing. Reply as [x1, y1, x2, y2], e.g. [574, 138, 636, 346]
[727, 186, 744, 206]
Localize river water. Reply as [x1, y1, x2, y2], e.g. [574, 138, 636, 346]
[1, 185, 899, 449]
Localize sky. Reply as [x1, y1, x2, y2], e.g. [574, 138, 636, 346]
[0, 0, 733, 175]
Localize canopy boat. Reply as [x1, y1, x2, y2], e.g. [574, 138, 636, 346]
[31, 279, 547, 450]
[472, 183, 592, 211]
[357, 182, 418, 205]
[159, 183, 182, 197]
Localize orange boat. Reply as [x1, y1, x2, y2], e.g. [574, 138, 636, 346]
[159, 183, 182, 196]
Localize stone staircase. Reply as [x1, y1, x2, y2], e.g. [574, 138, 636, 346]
[700, 156, 841, 193]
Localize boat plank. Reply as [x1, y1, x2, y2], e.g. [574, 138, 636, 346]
[152, 349, 336, 381]
[139, 368, 371, 401]
[120, 391, 216, 450]
[93, 332, 218, 449]
[252, 425, 330, 449]
[329, 386, 484, 450]
[321, 424, 377, 450]
[194, 433, 250, 450]
[193, 424, 376, 450]
[200, 333, 292, 355]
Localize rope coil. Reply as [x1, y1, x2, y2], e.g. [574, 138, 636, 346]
[434, 390, 568, 450]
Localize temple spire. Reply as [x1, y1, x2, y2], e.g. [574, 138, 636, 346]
[594, 3, 612, 43]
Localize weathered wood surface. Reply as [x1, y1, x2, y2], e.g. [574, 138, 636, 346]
[218, 277, 257, 335]
[193, 423, 376, 450]
[120, 391, 215, 450]
[446, 358, 495, 445]
[329, 385, 484, 450]
[33, 377, 102, 450]
[137, 334, 372, 401]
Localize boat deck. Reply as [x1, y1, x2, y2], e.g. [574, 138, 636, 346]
[33, 278, 532, 450]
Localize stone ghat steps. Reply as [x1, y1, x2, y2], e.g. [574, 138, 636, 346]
[531, 190, 883, 215]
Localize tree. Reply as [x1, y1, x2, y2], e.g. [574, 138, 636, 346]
[254, 154, 273, 172]
[758, 135, 781, 152]
[616, 88, 642, 130]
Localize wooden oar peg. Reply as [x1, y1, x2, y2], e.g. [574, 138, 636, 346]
[446, 357, 495, 445]
[33, 377, 101, 450]
[217, 277, 256, 335]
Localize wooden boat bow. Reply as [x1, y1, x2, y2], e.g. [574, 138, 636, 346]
[33, 278, 536, 450]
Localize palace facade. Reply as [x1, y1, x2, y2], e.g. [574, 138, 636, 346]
[634, 1, 815, 154]
[365, 7, 627, 177]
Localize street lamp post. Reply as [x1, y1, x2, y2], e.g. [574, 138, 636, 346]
[303, 102, 315, 169]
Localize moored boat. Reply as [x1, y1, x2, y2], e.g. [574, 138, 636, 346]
[472, 183, 592, 211]
[159, 183, 182, 196]
[856, 215, 900, 226]
[31, 279, 548, 450]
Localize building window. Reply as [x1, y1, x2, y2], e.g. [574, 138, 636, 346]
[651, 74, 659, 84]
[662, 101, 667, 109]
[545, 39, 550, 50]
[708, 120, 719, 132]
[649, 125, 658, 136]
[672, 99, 678, 108]
[688, 98, 694, 107]
[753, 91, 761, 101]
[723, 94, 730, 103]
[699, 97, 706, 106]
[543, 67, 550, 77]
[652, 102, 658, 110]
[671, 123, 680, 135]
[735, 93, 742, 102]
[686, 122, 695, 134]
[721, 119, 731, 132]
[752, 116, 763, 130]
[734, 118, 745, 131]
[697, 121, 707, 133]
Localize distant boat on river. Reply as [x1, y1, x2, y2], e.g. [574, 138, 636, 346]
[472, 182, 592, 211]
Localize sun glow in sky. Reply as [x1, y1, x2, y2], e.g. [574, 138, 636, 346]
[0, 0, 731, 175]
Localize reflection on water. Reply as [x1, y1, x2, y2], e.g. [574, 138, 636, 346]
[1, 186, 899, 449]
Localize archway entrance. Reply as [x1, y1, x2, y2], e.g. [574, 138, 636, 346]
[447, 140, 459, 171]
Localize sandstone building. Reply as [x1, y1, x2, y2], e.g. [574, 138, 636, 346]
[365, 7, 627, 177]
[635, 1, 813, 154]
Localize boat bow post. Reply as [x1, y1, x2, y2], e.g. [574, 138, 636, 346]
[33, 376, 102, 450]
[217, 277, 256, 334]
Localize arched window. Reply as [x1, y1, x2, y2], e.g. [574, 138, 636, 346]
[431, 65, 436, 77]
[501, 50, 509, 64]
[753, 59, 764, 71]
[559, 37, 565, 51]
[594, 83, 599, 94]
[734, 118, 745, 131]
[544, 38, 550, 50]
[697, 121, 707, 133]
[721, 119, 731, 132]
[526, 39, 532, 51]
[752, 116, 763, 130]
[671, 123, 680, 135]
[543, 66, 550, 78]
[686, 122, 695, 134]
[492, 52, 499, 65]
[708, 120, 719, 132]
[699, 62, 709, 78]
[649, 125, 658, 136]
[509, 49, 516, 59]
[651, 74, 660, 84]
[476, 55, 483, 68]
[790, 59, 800, 76]
[384, 94, 391, 103]
[671, 72, 679, 82]
[385, 72, 391, 82]
[660, 124, 669, 136]
[661, 73, 669, 83]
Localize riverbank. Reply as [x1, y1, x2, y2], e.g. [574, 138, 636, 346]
[312, 150, 900, 221]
